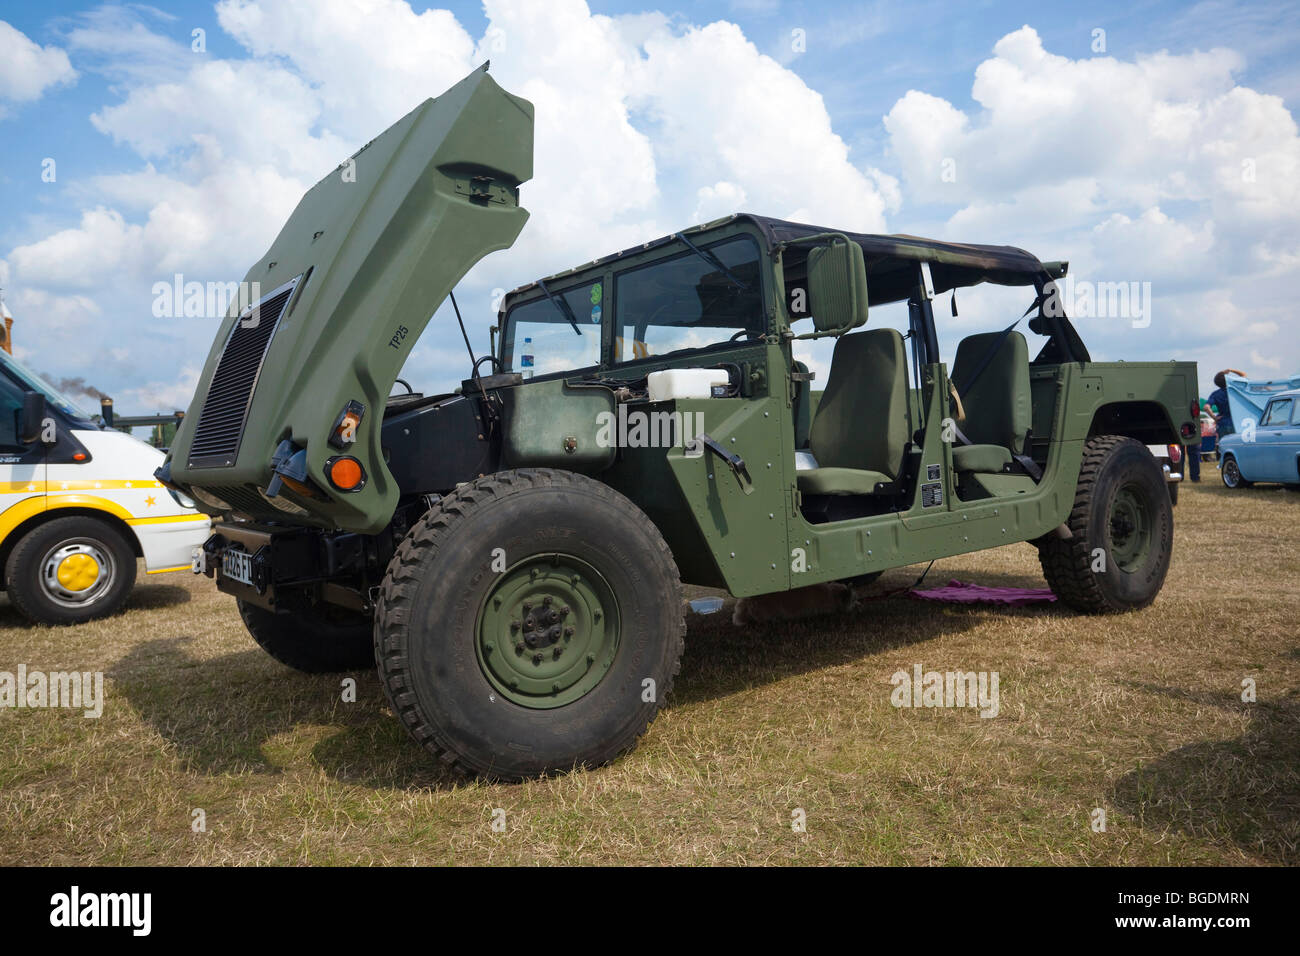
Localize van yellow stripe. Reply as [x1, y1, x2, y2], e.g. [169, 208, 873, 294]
[0, 479, 166, 494]
[1, 494, 204, 543]
[126, 514, 210, 526]
[1, 496, 138, 540]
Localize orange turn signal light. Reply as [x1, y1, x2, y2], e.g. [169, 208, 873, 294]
[328, 400, 366, 449]
[326, 455, 365, 492]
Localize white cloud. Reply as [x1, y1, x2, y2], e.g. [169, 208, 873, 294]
[6, 9, 1300, 406]
[215, 0, 476, 136]
[0, 20, 76, 116]
[885, 25, 1300, 387]
[4, 0, 896, 403]
[91, 59, 347, 179]
[1250, 349, 1282, 372]
[694, 181, 748, 222]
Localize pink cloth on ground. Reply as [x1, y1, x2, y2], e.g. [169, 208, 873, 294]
[909, 579, 1057, 606]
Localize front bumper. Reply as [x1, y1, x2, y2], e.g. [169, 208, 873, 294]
[199, 521, 371, 613]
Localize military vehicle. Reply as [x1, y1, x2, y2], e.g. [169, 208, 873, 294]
[159, 67, 1199, 780]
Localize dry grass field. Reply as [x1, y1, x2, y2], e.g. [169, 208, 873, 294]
[1, 478, 1296, 865]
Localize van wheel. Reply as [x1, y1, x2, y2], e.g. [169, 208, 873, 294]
[1221, 454, 1249, 488]
[4, 516, 137, 625]
[1038, 435, 1173, 614]
[237, 600, 374, 673]
[374, 469, 685, 781]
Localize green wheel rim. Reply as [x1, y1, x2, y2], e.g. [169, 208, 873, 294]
[476, 553, 621, 709]
[1107, 483, 1152, 573]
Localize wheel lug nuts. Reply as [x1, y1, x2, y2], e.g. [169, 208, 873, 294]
[532, 653, 543, 664]
[564, 626, 574, 638]
[553, 647, 562, 659]
[510, 620, 520, 631]
[543, 595, 552, 606]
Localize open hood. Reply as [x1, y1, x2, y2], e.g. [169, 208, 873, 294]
[166, 64, 533, 533]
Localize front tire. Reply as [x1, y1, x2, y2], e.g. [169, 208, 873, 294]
[374, 469, 685, 781]
[4, 516, 137, 625]
[1038, 436, 1173, 613]
[1221, 454, 1250, 488]
[238, 599, 374, 672]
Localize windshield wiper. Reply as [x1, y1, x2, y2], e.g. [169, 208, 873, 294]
[536, 278, 582, 336]
[674, 232, 750, 290]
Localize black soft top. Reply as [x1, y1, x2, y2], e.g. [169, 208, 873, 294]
[509, 212, 1064, 309]
[743, 214, 1061, 306]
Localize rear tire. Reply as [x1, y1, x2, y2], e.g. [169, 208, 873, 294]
[1038, 435, 1173, 614]
[4, 516, 137, 625]
[1221, 454, 1250, 488]
[374, 469, 685, 781]
[238, 599, 374, 672]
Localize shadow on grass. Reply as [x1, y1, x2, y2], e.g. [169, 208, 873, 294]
[673, 574, 1062, 705]
[0, 597, 26, 629]
[109, 636, 461, 791]
[0, 582, 191, 628]
[110, 580, 1059, 790]
[122, 584, 192, 612]
[1112, 684, 1300, 864]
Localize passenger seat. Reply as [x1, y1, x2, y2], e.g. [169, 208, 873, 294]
[797, 328, 910, 496]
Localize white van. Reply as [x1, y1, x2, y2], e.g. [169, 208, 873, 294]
[1, 349, 210, 625]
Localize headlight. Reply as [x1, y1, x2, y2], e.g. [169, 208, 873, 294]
[168, 488, 197, 510]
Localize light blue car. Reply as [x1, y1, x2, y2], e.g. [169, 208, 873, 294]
[1218, 388, 1300, 488]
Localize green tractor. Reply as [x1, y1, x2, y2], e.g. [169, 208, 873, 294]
[159, 67, 1199, 780]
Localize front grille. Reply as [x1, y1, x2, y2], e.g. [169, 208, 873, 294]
[188, 276, 300, 467]
[206, 485, 272, 515]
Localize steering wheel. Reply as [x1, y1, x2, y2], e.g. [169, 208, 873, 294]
[949, 382, 967, 422]
[392, 378, 415, 395]
[729, 328, 762, 342]
[473, 355, 503, 376]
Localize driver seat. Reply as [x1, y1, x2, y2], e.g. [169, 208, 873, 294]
[797, 328, 910, 496]
[949, 330, 1032, 475]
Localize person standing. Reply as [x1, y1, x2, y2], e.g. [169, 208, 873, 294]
[1207, 369, 1246, 436]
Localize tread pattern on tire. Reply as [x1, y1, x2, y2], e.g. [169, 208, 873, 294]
[373, 468, 685, 780]
[1038, 435, 1165, 614]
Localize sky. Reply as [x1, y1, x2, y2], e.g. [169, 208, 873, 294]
[1, 0, 1298, 415]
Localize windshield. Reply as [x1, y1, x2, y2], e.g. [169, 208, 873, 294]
[0, 350, 98, 423]
[502, 280, 603, 378]
[614, 235, 763, 361]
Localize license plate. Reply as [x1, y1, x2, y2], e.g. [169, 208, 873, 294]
[222, 549, 254, 586]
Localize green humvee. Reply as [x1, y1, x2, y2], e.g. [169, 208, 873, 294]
[160, 67, 1199, 780]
